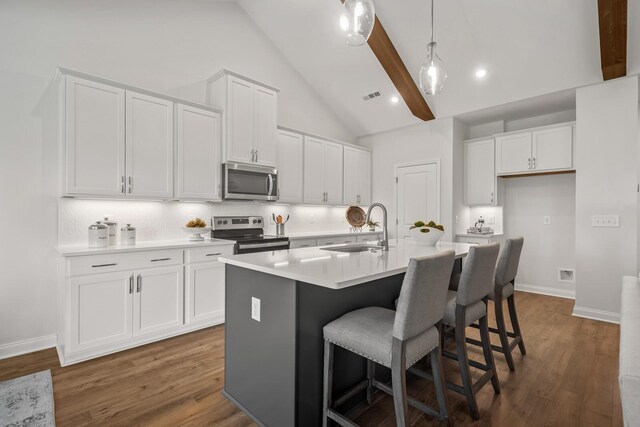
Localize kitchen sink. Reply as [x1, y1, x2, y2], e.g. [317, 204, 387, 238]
[320, 244, 384, 253]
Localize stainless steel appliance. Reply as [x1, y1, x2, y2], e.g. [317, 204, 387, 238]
[212, 216, 289, 254]
[223, 162, 278, 201]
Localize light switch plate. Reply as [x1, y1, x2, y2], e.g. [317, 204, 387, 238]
[543, 216, 551, 225]
[251, 297, 261, 322]
[592, 215, 620, 227]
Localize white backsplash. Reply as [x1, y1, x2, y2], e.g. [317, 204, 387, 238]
[58, 199, 369, 245]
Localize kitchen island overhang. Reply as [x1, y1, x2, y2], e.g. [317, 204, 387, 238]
[219, 241, 472, 426]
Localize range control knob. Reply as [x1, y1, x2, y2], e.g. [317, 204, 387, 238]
[253, 219, 258, 224]
[217, 220, 222, 225]
[258, 219, 262, 224]
[223, 220, 228, 225]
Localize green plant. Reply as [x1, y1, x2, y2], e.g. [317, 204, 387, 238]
[366, 220, 380, 229]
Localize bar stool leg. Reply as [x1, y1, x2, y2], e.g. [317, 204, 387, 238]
[366, 359, 374, 404]
[430, 344, 452, 426]
[391, 338, 409, 426]
[494, 287, 516, 371]
[507, 292, 527, 355]
[322, 340, 334, 427]
[479, 310, 501, 394]
[455, 305, 479, 420]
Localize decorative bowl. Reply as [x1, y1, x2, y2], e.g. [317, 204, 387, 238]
[345, 206, 366, 228]
[182, 226, 212, 241]
[410, 227, 444, 246]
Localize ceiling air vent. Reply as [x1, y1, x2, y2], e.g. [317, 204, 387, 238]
[362, 91, 381, 101]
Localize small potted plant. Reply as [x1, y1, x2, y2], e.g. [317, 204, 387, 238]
[366, 219, 379, 232]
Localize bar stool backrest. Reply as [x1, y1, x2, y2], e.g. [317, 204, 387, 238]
[457, 243, 500, 306]
[393, 251, 455, 341]
[495, 237, 524, 288]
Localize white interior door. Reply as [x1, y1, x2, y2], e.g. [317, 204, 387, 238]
[133, 266, 184, 337]
[176, 104, 221, 200]
[396, 162, 439, 240]
[532, 125, 573, 171]
[276, 129, 304, 203]
[125, 91, 174, 198]
[65, 76, 125, 196]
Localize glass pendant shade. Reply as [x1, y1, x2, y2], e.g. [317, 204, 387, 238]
[339, 0, 375, 46]
[419, 41, 447, 95]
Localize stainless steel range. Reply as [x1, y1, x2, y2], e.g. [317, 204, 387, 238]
[211, 216, 290, 254]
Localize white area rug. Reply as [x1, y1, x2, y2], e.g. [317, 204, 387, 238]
[0, 370, 55, 426]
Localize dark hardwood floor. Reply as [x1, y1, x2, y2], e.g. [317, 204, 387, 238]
[0, 292, 622, 426]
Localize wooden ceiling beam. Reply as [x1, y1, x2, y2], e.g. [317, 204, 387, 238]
[367, 17, 435, 121]
[597, 0, 627, 80]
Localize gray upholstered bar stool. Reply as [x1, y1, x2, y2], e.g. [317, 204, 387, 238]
[440, 243, 501, 420]
[322, 251, 455, 427]
[469, 237, 526, 371]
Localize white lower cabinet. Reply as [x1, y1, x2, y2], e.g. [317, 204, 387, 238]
[186, 261, 225, 325]
[60, 245, 232, 366]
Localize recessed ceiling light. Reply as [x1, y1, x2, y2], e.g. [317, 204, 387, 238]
[475, 68, 487, 79]
[390, 96, 399, 104]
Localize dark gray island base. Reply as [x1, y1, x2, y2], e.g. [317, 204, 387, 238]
[223, 261, 461, 426]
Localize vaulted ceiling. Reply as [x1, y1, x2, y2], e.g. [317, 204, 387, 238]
[237, 0, 639, 137]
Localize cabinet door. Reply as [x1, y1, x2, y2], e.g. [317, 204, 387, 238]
[227, 77, 254, 164]
[303, 137, 326, 204]
[125, 91, 174, 198]
[464, 139, 496, 205]
[496, 132, 532, 174]
[276, 130, 304, 203]
[356, 149, 372, 205]
[254, 86, 277, 167]
[532, 125, 573, 172]
[176, 104, 221, 201]
[342, 147, 358, 205]
[186, 262, 225, 325]
[65, 76, 125, 196]
[69, 271, 133, 352]
[324, 142, 344, 204]
[133, 266, 184, 337]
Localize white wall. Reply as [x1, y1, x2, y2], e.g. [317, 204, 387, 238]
[58, 200, 359, 246]
[0, 0, 355, 352]
[359, 118, 455, 241]
[503, 174, 576, 298]
[575, 76, 638, 322]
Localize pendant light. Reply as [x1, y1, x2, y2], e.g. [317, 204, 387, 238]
[339, 0, 375, 46]
[419, 0, 447, 95]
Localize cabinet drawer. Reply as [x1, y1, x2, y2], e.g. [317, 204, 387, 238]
[317, 236, 357, 246]
[455, 236, 493, 245]
[69, 249, 183, 276]
[290, 238, 318, 249]
[357, 234, 380, 243]
[185, 245, 234, 263]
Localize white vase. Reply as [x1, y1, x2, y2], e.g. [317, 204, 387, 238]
[410, 227, 444, 246]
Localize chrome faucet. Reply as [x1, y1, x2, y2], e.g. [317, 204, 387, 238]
[366, 202, 389, 251]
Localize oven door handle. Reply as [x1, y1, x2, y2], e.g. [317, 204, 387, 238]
[238, 241, 288, 250]
[267, 174, 274, 196]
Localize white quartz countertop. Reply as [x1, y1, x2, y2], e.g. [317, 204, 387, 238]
[219, 240, 472, 289]
[57, 238, 234, 256]
[455, 233, 503, 238]
[283, 230, 380, 240]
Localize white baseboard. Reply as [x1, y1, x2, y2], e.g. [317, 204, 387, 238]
[0, 334, 57, 360]
[515, 283, 575, 300]
[573, 306, 620, 324]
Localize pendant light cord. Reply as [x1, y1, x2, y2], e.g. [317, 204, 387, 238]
[430, 0, 434, 43]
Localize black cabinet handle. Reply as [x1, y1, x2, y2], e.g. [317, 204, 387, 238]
[91, 263, 117, 268]
[205, 253, 222, 257]
[150, 258, 171, 262]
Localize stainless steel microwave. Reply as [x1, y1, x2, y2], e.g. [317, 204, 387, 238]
[223, 162, 278, 201]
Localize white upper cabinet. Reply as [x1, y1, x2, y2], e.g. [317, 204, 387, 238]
[125, 91, 174, 199]
[303, 137, 343, 205]
[65, 76, 126, 196]
[175, 104, 222, 201]
[207, 70, 279, 167]
[495, 123, 574, 175]
[464, 138, 497, 206]
[276, 129, 304, 203]
[531, 125, 573, 171]
[343, 146, 371, 205]
[496, 132, 532, 174]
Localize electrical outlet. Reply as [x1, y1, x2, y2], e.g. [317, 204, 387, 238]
[592, 215, 620, 227]
[251, 297, 261, 322]
[543, 216, 551, 225]
[455, 215, 459, 224]
[488, 216, 496, 225]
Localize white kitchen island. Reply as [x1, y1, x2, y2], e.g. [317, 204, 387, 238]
[218, 240, 472, 426]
